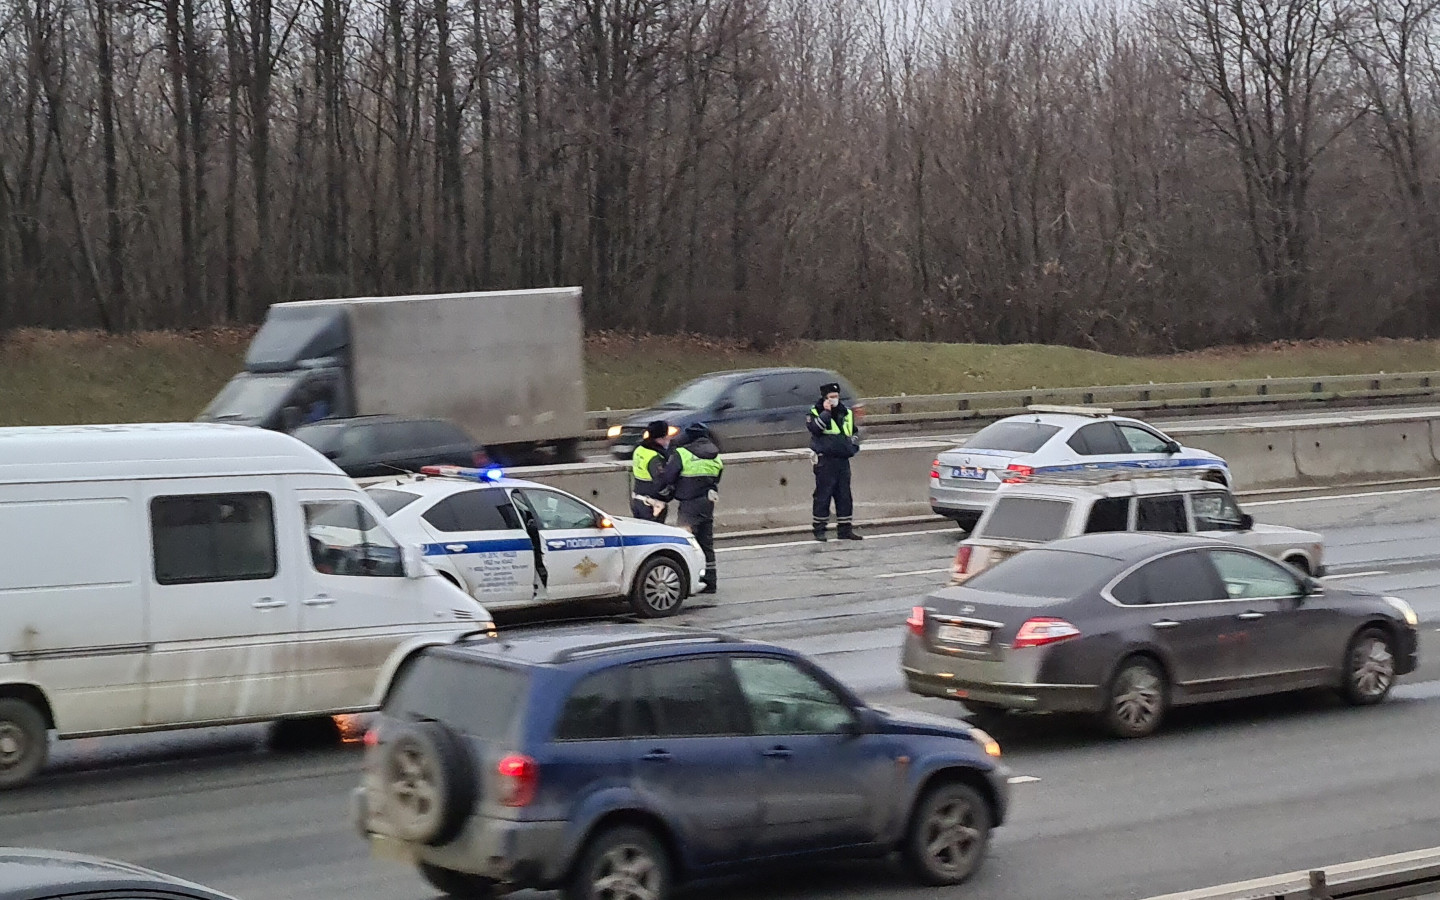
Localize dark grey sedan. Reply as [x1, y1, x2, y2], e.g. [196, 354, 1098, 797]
[901, 532, 1420, 738]
[0, 847, 236, 900]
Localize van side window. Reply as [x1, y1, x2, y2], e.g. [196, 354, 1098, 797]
[1084, 498, 1130, 533]
[1136, 495, 1188, 533]
[151, 493, 277, 585]
[304, 500, 405, 577]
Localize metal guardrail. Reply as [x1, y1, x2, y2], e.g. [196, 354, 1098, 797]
[1144, 846, 1440, 900]
[581, 371, 1440, 439]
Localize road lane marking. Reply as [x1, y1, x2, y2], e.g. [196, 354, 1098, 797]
[875, 567, 952, 579]
[1248, 484, 1440, 507]
[1322, 570, 1389, 580]
[1007, 775, 1042, 785]
[717, 527, 954, 554]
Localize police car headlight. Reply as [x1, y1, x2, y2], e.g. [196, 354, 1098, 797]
[607, 425, 622, 439]
[685, 535, 702, 550]
[1383, 596, 1419, 627]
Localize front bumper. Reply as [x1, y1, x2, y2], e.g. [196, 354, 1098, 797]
[1398, 625, 1420, 676]
[353, 787, 570, 887]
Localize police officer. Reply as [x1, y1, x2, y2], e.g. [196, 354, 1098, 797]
[807, 381, 862, 542]
[664, 422, 723, 594]
[629, 419, 675, 523]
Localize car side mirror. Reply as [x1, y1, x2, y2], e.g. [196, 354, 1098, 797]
[401, 545, 426, 580]
[1239, 513, 1254, 530]
[715, 400, 735, 414]
[1164, 440, 1181, 454]
[1300, 576, 1321, 597]
[322, 449, 341, 461]
[848, 707, 881, 736]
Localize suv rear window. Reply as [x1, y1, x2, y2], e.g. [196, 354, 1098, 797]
[964, 548, 1118, 597]
[977, 497, 1072, 542]
[385, 654, 529, 740]
[963, 422, 1061, 453]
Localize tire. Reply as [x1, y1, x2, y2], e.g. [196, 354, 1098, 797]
[903, 782, 992, 886]
[1101, 656, 1169, 739]
[0, 698, 48, 788]
[564, 825, 672, 900]
[376, 720, 476, 846]
[629, 556, 687, 619]
[418, 862, 501, 899]
[553, 438, 583, 465]
[1340, 627, 1397, 706]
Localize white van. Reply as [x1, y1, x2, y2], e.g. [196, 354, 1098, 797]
[0, 423, 493, 787]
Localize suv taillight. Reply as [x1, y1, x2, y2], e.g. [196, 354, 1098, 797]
[907, 606, 926, 636]
[1012, 617, 1081, 649]
[497, 754, 538, 807]
[952, 545, 973, 581]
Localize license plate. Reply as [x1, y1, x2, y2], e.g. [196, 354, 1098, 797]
[951, 466, 987, 480]
[369, 834, 416, 863]
[937, 624, 991, 646]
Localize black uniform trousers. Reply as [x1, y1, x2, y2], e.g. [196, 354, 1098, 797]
[678, 498, 716, 588]
[629, 497, 669, 524]
[812, 455, 854, 532]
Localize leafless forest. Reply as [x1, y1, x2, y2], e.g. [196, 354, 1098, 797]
[3, 0, 1440, 350]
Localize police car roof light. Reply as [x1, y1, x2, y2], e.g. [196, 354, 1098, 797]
[1026, 404, 1114, 417]
[419, 464, 506, 482]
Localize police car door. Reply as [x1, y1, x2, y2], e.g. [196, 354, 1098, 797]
[511, 487, 624, 600]
[418, 488, 535, 608]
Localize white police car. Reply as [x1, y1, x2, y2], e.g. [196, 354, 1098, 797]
[362, 466, 706, 617]
[928, 406, 1230, 530]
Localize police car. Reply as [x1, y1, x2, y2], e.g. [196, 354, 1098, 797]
[929, 406, 1230, 530]
[363, 466, 706, 617]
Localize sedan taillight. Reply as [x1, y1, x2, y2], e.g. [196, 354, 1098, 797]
[1012, 617, 1081, 649]
[907, 606, 926, 636]
[1002, 463, 1033, 483]
[930, 459, 941, 480]
[952, 545, 973, 581]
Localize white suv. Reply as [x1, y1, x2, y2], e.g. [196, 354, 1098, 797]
[950, 471, 1324, 584]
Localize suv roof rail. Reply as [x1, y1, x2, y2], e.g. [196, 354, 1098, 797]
[552, 630, 740, 663]
[1026, 404, 1114, 416]
[1004, 468, 1214, 487]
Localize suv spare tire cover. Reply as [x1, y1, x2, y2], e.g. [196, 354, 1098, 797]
[377, 720, 478, 846]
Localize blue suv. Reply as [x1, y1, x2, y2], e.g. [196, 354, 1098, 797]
[352, 623, 1011, 900]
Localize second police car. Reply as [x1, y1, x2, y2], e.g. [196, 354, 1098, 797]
[363, 466, 707, 617]
[929, 406, 1231, 530]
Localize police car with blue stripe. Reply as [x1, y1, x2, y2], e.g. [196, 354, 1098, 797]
[929, 406, 1230, 530]
[363, 466, 706, 617]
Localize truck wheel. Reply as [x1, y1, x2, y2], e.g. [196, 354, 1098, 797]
[418, 863, 501, 898]
[565, 825, 672, 900]
[903, 782, 992, 885]
[377, 720, 476, 846]
[0, 698, 48, 788]
[553, 438, 583, 464]
[630, 556, 687, 618]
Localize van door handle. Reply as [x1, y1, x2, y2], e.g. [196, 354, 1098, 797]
[304, 595, 336, 607]
[253, 598, 286, 610]
[1151, 620, 1181, 629]
[1237, 611, 1266, 620]
[641, 750, 672, 763]
[762, 746, 794, 759]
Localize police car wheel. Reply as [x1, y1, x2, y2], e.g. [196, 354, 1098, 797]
[630, 556, 687, 618]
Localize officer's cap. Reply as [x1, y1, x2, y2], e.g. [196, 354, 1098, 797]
[820, 382, 842, 396]
[684, 421, 710, 439]
[644, 419, 670, 440]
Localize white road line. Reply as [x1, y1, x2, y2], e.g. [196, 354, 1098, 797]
[1248, 485, 1440, 507]
[875, 567, 952, 579]
[717, 527, 954, 554]
[1321, 570, 1389, 580]
[1007, 775, 1042, 785]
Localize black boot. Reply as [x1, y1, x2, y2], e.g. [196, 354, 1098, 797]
[699, 566, 717, 594]
[837, 519, 863, 541]
[813, 521, 828, 542]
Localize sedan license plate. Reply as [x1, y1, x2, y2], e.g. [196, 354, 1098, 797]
[937, 624, 990, 647]
[951, 466, 987, 480]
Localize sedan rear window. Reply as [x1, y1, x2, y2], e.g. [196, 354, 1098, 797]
[963, 422, 1061, 453]
[368, 488, 422, 516]
[964, 548, 1119, 597]
[385, 655, 529, 740]
[977, 497, 1073, 542]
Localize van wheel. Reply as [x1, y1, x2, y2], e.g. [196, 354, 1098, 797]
[903, 782, 992, 885]
[0, 698, 48, 788]
[565, 825, 672, 900]
[378, 720, 476, 845]
[630, 556, 687, 618]
[418, 863, 501, 898]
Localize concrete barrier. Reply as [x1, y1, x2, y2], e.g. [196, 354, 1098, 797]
[457, 414, 1440, 533]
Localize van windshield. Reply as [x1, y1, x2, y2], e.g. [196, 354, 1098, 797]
[201, 373, 302, 421]
[978, 497, 1073, 543]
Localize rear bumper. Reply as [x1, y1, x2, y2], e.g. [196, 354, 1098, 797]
[901, 632, 1103, 713]
[928, 482, 999, 520]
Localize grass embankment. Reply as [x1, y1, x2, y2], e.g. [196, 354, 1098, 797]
[4, 328, 1440, 426]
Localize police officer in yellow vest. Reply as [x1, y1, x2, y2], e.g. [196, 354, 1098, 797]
[807, 382, 862, 542]
[663, 422, 723, 594]
[629, 419, 675, 523]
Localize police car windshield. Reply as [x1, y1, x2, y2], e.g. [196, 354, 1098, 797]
[656, 376, 729, 410]
[964, 421, 1062, 453]
[367, 488, 422, 516]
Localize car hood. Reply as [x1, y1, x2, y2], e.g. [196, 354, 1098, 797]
[1181, 445, 1225, 463]
[622, 407, 702, 429]
[1247, 522, 1322, 543]
[869, 704, 984, 741]
[608, 516, 697, 541]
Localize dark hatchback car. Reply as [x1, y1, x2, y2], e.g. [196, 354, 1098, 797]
[0, 848, 237, 900]
[292, 415, 482, 477]
[607, 368, 862, 458]
[354, 624, 1009, 900]
[903, 532, 1419, 738]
